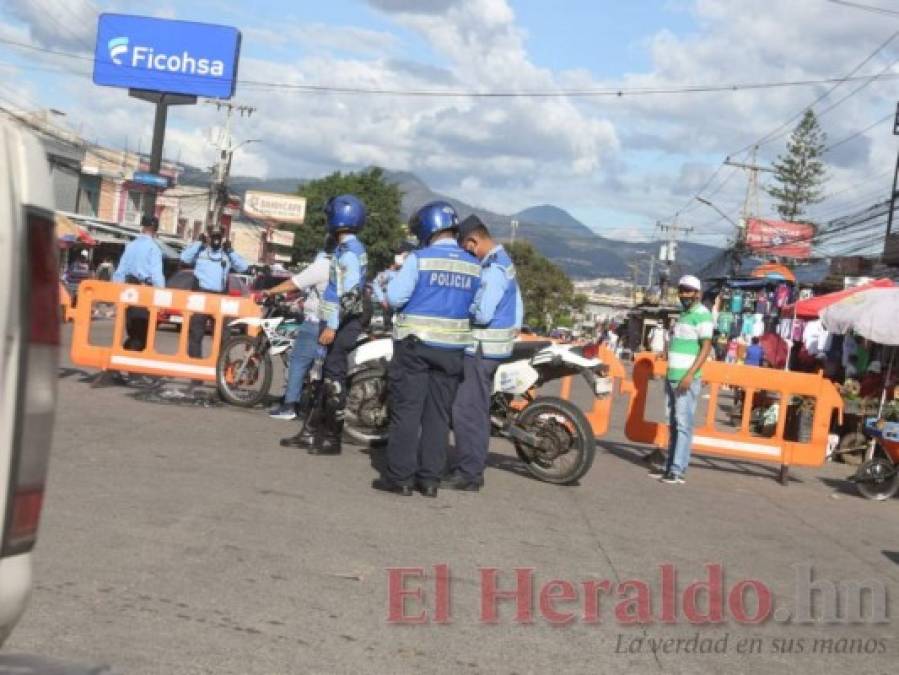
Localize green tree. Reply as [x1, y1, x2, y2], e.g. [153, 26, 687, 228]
[766, 109, 828, 222]
[506, 240, 576, 332]
[293, 167, 406, 274]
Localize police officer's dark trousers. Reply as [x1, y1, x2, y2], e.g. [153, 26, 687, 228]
[124, 308, 150, 351]
[385, 337, 464, 486]
[450, 351, 500, 481]
[187, 289, 222, 359]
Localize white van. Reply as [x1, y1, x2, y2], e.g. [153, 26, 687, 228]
[0, 118, 60, 645]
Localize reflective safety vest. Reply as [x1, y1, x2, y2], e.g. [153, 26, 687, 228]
[321, 236, 367, 324]
[393, 243, 481, 349]
[469, 246, 520, 359]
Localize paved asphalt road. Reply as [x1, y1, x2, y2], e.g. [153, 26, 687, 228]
[4, 322, 898, 674]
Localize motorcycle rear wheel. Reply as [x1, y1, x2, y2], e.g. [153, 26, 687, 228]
[513, 396, 596, 485]
[343, 368, 390, 447]
[216, 335, 273, 407]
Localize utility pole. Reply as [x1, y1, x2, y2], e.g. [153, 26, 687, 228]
[510, 219, 519, 244]
[656, 219, 693, 302]
[205, 100, 256, 232]
[724, 146, 774, 231]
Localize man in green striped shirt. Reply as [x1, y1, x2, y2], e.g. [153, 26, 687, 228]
[651, 275, 714, 485]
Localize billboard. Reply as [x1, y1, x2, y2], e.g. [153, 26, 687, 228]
[745, 218, 814, 260]
[244, 191, 307, 224]
[93, 14, 241, 98]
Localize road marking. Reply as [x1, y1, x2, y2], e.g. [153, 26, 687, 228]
[692, 435, 782, 458]
[110, 355, 215, 377]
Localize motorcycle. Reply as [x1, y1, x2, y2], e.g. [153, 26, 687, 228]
[216, 296, 308, 407]
[850, 417, 899, 500]
[342, 337, 612, 485]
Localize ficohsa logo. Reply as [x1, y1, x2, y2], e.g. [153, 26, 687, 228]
[107, 37, 129, 65]
[106, 35, 225, 77]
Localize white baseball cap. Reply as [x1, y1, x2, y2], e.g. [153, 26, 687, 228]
[678, 274, 701, 291]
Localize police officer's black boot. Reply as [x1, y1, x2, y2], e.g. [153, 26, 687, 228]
[309, 414, 342, 455]
[280, 408, 321, 449]
[308, 379, 344, 455]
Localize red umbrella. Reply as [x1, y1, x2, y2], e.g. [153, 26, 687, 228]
[783, 279, 895, 319]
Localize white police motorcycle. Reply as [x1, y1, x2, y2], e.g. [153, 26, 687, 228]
[342, 336, 612, 485]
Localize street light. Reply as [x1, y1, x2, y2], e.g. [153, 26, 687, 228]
[696, 197, 741, 229]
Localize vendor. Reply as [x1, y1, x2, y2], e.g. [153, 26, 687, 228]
[859, 361, 886, 398]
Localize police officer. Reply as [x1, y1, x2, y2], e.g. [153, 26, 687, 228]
[180, 228, 248, 358]
[373, 201, 481, 497]
[444, 216, 523, 491]
[372, 244, 412, 331]
[112, 215, 165, 350]
[282, 194, 367, 455]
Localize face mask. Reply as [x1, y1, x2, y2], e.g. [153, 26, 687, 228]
[210, 237, 222, 251]
[680, 296, 694, 310]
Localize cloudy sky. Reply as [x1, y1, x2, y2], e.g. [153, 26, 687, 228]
[0, 0, 897, 248]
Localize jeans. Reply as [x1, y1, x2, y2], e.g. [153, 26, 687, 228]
[283, 321, 320, 404]
[665, 378, 702, 477]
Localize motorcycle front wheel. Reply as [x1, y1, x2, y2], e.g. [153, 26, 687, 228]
[855, 456, 899, 501]
[216, 335, 273, 407]
[513, 396, 596, 485]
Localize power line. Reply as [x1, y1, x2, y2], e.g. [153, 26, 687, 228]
[5, 36, 899, 98]
[828, 0, 899, 18]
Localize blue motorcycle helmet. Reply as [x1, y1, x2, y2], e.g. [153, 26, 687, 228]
[409, 201, 459, 247]
[324, 194, 366, 234]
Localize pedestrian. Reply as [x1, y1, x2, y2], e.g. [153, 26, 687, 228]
[444, 215, 523, 492]
[372, 245, 411, 331]
[112, 215, 165, 351]
[650, 275, 714, 485]
[179, 228, 248, 359]
[745, 336, 764, 367]
[373, 201, 481, 497]
[282, 195, 368, 455]
[96, 257, 115, 281]
[65, 249, 93, 305]
[264, 236, 334, 421]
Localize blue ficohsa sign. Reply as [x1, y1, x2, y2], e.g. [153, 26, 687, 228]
[93, 14, 241, 99]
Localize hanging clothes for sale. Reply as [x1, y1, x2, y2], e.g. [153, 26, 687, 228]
[731, 290, 744, 314]
[717, 310, 735, 335]
[751, 313, 765, 338]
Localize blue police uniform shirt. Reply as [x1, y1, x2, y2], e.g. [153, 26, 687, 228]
[387, 238, 481, 350]
[112, 234, 165, 288]
[468, 244, 523, 359]
[321, 234, 367, 330]
[180, 242, 249, 292]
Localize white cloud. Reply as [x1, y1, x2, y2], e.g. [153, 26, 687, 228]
[1, 0, 895, 247]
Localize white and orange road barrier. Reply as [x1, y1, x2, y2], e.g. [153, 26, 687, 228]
[69, 280, 260, 382]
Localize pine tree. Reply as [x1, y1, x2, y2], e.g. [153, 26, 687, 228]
[766, 110, 828, 222]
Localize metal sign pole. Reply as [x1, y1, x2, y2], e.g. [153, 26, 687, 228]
[128, 89, 197, 219]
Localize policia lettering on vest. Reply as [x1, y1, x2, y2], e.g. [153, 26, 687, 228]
[446, 215, 523, 492]
[374, 201, 481, 497]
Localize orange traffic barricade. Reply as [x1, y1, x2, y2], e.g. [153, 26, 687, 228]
[59, 282, 74, 322]
[70, 280, 260, 382]
[623, 352, 843, 483]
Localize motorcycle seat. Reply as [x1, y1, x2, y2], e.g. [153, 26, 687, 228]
[509, 340, 553, 361]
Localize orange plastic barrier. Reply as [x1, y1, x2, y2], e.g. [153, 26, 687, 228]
[624, 352, 843, 472]
[70, 280, 260, 381]
[59, 282, 74, 322]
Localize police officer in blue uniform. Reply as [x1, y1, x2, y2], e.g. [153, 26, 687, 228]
[283, 194, 368, 455]
[444, 216, 523, 491]
[112, 215, 165, 350]
[180, 228, 248, 358]
[373, 201, 481, 497]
